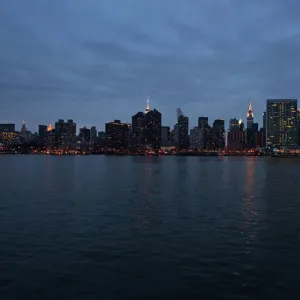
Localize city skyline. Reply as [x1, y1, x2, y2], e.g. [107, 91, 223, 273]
[2, 97, 266, 134]
[2, 1, 300, 130]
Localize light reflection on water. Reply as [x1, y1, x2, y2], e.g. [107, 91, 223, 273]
[1, 156, 300, 299]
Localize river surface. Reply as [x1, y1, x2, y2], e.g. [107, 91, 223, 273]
[1, 156, 300, 299]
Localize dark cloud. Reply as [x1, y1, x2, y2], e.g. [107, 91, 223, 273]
[1, 0, 300, 131]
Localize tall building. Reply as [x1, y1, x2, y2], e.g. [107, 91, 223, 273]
[190, 126, 201, 149]
[144, 108, 162, 150]
[132, 111, 145, 151]
[197, 117, 209, 149]
[0, 124, 17, 147]
[21, 121, 27, 132]
[91, 126, 97, 141]
[161, 126, 170, 147]
[212, 119, 225, 149]
[246, 101, 258, 148]
[54, 119, 76, 149]
[247, 100, 254, 129]
[131, 98, 161, 151]
[177, 114, 189, 150]
[198, 117, 209, 130]
[0, 124, 15, 132]
[266, 99, 297, 148]
[38, 125, 48, 146]
[79, 127, 91, 150]
[229, 118, 239, 131]
[105, 120, 130, 151]
[227, 118, 246, 149]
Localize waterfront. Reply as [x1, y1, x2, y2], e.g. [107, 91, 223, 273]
[1, 156, 300, 299]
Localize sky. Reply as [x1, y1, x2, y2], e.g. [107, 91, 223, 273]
[1, 0, 300, 132]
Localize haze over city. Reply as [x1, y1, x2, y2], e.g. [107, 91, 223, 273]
[1, 0, 300, 130]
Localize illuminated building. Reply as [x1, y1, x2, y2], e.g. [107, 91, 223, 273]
[245, 100, 258, 149]
[227, 118, 246, 149]
[105, 120, 130, 151]
[21, 121, 27, 132]
[131, 98, 162, 151]
[247, 100, 254, 129]
[266, 99, 297, 148]
[144, 108, 162, 150]
[177, 109, 189, 150]
[54, 119, 76, 149]
[190, 126, 201, 149]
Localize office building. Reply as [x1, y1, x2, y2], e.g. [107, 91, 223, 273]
[0, 124, 15, 132]
[229, 118, 239, 131]
[91, 126, 97, 142]
[212, 119, 225, 149]
[54, 119, 76, 149]
[38, 125, 48, 146]
[266, 99, 297, 148]
[131, 111, 145, 151]
[161, 126, 170, 147]
[105, 120, 130, 151]
[177, 114, 189, 150]
[0, 124, 18, 147]
[227, 118, 245, 149]
[190, 126, 201, 149]
[198, 117, 209, 149]
[144, 108, 162, 150]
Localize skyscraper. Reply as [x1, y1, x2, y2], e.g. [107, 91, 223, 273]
[212, 119, 225, 149]
[91, 126, 97, 141]
[54, 119, 76, 150]
[229, 118, 239, 131]
[266, 99, 297, 148]
[105, 120, 130, 151]
[227, 118, 245, 149]
[177, 113, 189, 150]
[38, 125, 48, 147]
[247, 100, 254, 129]
[246, 101, 258, 149]
[21, 121, 27, 132]
[189, 126, 201, 149]
[161, 126, 170, 147]
[198, 117, 209, 149]
[132, 111, 145, 151]
[144, 108, 162, 150]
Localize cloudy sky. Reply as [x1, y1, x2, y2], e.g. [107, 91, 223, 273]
[1, 0, 300, 132]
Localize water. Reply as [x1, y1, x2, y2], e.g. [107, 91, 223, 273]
[1, 156, 300, 299]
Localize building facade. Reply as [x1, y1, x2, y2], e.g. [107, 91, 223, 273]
[105, 120, 130, 151]
[212, 119, 225, 149]
[144, 109, 162, 150]
[177, 115, 189, 150]
[227, 118, 245, 149]
[266, 99, 298, 148]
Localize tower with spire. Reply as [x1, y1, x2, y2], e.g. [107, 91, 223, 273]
[145, 96, 150, 114]
[247, 98, 254, 129]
